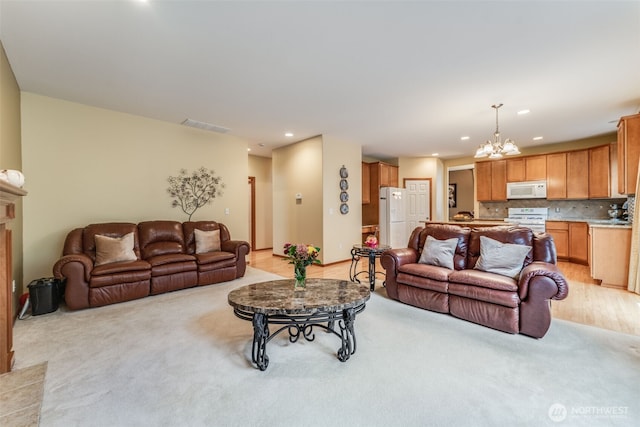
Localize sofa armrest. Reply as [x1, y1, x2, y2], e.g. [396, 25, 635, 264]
[221, 240, 251, 277]
[518, 261, 569, 301]
[381, 248, 419, 299]
[53, 254, 94, 310]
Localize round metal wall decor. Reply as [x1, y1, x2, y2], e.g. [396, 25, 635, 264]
[339, 165, 349, 214]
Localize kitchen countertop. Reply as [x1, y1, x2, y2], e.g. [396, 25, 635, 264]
[547, 218, 632, 229]
[422, 220, 509, 227]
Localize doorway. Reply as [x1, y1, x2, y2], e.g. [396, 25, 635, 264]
[447, 165, 475, 219]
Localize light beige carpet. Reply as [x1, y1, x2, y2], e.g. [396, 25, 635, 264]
[0, 361, 46, 426]
[11, 267, 640, 426]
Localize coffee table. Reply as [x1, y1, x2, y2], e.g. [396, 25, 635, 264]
[227, 278, 370, 371]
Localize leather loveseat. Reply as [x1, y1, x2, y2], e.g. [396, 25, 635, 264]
[53, 220, 250, 310]
[380, 224, 568, 338]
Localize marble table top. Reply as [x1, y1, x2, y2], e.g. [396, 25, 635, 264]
[227, 278, 370, 315]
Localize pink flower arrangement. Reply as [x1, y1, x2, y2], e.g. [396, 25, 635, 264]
[365, 235, 378, 248]
[283, 243, 321, 267]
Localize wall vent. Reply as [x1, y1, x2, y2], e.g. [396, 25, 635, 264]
[181, 118, 231, 134]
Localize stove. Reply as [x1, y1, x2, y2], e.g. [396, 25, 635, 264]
[504, 207, 548, 233]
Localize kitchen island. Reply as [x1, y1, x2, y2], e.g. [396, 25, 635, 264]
[421, 220, 508, 228]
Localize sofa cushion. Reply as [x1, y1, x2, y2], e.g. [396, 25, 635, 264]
[94, 233, 137, 266]
[467, 226, 533, 269]
[448, 269, 518, 292]
[474, 236, 531, 279]
[418, 235, 458, 269]
[195, 229, 221, 253]
[399, 263, 453, 282]
[417, 224, 470, 270]
[448, 282, 520, 308]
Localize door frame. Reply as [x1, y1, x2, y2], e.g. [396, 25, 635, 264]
[446, 164, 475, 220]
[248, 176, 256, 250]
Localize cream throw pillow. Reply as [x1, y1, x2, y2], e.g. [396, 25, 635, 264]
[195, 229, 221, 253]
[94, 232, 137, 266]
[474, 236, 532, 279]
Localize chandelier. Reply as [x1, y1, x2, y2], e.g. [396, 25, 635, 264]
[474, 103, 520, 159]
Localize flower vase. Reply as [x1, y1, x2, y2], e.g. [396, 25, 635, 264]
[294, 263, 306, 289]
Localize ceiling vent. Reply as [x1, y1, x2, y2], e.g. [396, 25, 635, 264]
[181, 118, 231, 134]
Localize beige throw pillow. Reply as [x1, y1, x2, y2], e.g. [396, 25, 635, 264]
[474, 236, 532, 279]
[94, 232, 137, 266]
[195, 229, 221, 254]
[418, 235, 458, 270]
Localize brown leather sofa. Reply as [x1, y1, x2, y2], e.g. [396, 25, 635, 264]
[53, 220, 250, 310]
[380, 224, 569, 338]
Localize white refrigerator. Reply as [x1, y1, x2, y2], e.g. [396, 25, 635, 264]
[379, 187, 407, 248]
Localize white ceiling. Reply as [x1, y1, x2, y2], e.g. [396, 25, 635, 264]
[1, 0, 639, 159]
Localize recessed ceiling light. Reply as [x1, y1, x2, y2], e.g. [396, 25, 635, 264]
[285, 132, 294, 137]
[431, 153, 439, 157]
[247, 148, 251, 151]
[460, 136, 470, 141]
[258, 143, 265, 147]
[533, 136, 543, 141]
[517, 109, 530, 115]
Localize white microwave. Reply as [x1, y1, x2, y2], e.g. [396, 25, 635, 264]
[506, 181, 547, 199]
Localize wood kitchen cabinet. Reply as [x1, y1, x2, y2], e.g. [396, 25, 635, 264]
[476, 160, 506, 201]
[362, 161, 399, 227]
[589, 225, 631, 288]
[588, 144, 610, 198]
[617, 113, 640, 195]
[506, 155, 546, 182]
[566, 150, 589, 199]
[546, 152, 567, 199]
[546, 221, 569, 259]
[361, 162, 371, 204]
[568, 222, 589, 265]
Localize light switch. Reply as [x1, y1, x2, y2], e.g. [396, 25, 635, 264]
[225, 208, 230, 215]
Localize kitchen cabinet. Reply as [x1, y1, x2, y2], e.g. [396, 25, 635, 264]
[566, 150, 589, 199]
[362, 161, 399, 228]
[546, 153, 567, 199]
[476, 160, 506, 201]
[546, 221, 569, 259]
[589, 226, 631, 288]
[617, 113, 640, 195]
[506, 155, 546, 182]
[568, 222, 589, 265]
[362, 162, 371, 204]
[588, 144, 610, 198]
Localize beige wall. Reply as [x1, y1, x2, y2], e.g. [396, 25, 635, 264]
[321, 135, 361, 264]
[272, 135, 362, 265]
[248, 155, 273, 250]
[398, 157, 445, 221]
[21, 93, 249, 279]
[0, 40, 25, 308]
[272, 136, 324, 262]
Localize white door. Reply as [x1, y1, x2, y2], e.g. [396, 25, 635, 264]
[405, 179, 431, 234]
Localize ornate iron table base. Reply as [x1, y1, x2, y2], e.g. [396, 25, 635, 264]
[350, 245, 390, 291]
[233, 304, 365, 371]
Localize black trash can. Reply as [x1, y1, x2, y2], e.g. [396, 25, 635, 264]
[27, 278, 60, 315]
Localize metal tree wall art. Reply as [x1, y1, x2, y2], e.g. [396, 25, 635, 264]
[167, 167, 225, 220]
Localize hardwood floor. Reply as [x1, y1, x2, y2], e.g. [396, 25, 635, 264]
[248, 249, 640, 336]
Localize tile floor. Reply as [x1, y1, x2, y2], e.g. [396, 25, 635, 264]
[0, 362, 46, 427]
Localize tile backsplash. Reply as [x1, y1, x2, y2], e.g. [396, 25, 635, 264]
[479, 197, 630, 221]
